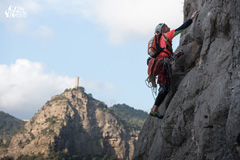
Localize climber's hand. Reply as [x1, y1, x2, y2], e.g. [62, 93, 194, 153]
[191, 11, 199, 20]
[175, 51, 184, 58]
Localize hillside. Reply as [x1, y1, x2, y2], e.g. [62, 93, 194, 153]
[0, 111, 26, 148]
[133, 0, 240, 159]
[109, 104, 148, 131]
[0, 87, 148, 160]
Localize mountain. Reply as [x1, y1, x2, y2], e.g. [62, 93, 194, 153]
[109, 104, 148, 131]
[0, 87, 148, 160]
[0, 111, 26, 149]
[133, 0, 240, 160]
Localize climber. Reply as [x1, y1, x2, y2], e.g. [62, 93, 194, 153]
[149, 10, 199, 119]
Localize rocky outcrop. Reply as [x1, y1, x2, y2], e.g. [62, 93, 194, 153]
[133, 0, 240, 159]
[1, 87, 143, 160]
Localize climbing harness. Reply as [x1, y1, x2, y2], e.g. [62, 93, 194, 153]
[148, 33, 172, 58]
[146, 58, 172, 100]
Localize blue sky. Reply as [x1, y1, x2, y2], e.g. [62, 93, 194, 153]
[0, 0, 184, 119]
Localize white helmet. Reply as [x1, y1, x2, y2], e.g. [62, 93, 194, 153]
[155, 23, 165, 33]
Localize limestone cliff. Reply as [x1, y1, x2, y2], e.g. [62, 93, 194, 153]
[133, 0, 240, 159]
[1, 87, 144, 160]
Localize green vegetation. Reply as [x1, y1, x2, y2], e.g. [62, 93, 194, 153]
[40, 129, 47, 135]
[45, 116, 58, 125]
[30, 132, 35, 140]
[1, 154, 45, 160]
[109, 104, 148, 131]
[64, 88, 70, 92]
[40, 116, 60, 136]
[40, 128, 56, 136]
[73, 86, 85, 92]
[98, 138, 103, 143]
[0, 111, 26, 135]
[0, 156, 14, 160]
[98, 102, 108, 109]
[25, 139, 31, 144]
[88, 93, 93, 98]
[0, 111, 26, 148]
[0, 139, 10, 148]
[51, 95, 68, 102]
[48, 145, 119, 160]
[17, 127, 27, 134]
[16, 153, 45, 160]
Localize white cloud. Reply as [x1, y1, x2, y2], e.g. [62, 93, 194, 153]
[43, 0, 184, 44]
[83, 0, 185, 44]
[0, 59, 72, 119]
[22, 0, 42, 13]
[62, 0, 184, 44]
[0, 59, 118, 119]
[1, 0, 184, 44]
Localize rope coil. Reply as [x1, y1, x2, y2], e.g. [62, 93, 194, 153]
[145, 76, 158, 100]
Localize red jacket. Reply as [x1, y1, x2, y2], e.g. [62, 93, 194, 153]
[156, 29, 175, 60]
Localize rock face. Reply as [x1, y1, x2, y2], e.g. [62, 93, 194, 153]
[133, 0, 240, 160]
[1, 87, 143, 160]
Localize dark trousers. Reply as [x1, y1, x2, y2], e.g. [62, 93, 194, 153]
[154, 90, 169, 107]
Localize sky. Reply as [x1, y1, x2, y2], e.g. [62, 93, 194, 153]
[0, 0, 185, 120]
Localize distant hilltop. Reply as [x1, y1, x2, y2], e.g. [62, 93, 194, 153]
[0, 111, 26, 148]
[0, 86, 148, 160]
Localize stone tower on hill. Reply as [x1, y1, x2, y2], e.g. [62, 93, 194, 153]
[0, 87, 147, 160]
[72, 77, 79, 89]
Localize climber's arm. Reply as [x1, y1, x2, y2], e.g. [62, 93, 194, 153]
[174, 19, 193, 36]
[174, 10, 199, 37]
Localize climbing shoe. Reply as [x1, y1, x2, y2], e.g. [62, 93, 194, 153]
[150, 111, 164, 119]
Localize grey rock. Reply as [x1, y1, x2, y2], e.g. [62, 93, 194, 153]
[133, 0, 240, 159]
